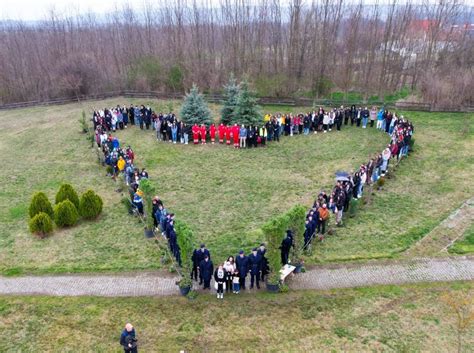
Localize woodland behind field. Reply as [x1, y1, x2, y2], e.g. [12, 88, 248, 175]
[0, 0, 473, 107]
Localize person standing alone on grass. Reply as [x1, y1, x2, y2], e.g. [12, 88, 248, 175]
[120, 323, 138, 353]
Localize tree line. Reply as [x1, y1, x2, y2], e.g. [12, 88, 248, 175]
[0, 0, 472, 108]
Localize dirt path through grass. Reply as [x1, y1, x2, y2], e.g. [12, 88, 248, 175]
[1, 256, 473, 297]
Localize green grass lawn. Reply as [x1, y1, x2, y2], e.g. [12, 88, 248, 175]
[0, 98, 472, 274]
[449, 223, 474, 254]
[0, 281, 473, 352]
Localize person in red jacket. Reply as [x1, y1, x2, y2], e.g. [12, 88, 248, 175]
[126, 146, 135, 163]
[218, 123, 225, 144]
[210, 123, 216, 144]
[200, 124, 207, 144]
[225, 125, 232, 145]
[192, 124, 200, 144]
[232, 124, 240, 148]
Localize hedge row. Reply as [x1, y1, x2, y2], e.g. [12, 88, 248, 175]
[262, 204, 306, 286]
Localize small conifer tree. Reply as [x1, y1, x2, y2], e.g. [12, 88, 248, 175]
[220, 74, 240, 125]
[232, 80, 262, 126]
[29, 192, 54, 218]
[79, 190, 103, 220]
[29, 212, 54, 238]
[180, 83, 212, 125]
[54, 200, 79, 227]
[55, 184, 80, 210]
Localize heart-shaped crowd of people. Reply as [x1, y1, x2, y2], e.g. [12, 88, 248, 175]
[91, 104, 414, 293]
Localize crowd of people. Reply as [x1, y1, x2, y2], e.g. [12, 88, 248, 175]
[190, 243, 270, 298]
[92, 104, 410, 149]
[302, 116, 414, 250]
[91, 102, 414, 299]
[92, 116, 150, 216]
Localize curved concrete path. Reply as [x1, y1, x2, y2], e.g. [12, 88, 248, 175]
[0, 256, 473, 297]
[290, 256, 474, 290]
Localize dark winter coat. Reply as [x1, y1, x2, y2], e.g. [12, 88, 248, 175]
[199, 259, 214, 281]
[120, 329, 137, 351]
[248, 253, 262, 274]
[235, 255, 249, 277]
[192, 248, 210, 266]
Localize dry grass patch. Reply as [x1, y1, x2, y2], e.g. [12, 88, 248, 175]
[0, 100, 472, 273]
[0, 282, 473, 352]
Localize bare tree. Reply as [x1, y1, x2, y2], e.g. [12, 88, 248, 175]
[0, 0, 472, 106]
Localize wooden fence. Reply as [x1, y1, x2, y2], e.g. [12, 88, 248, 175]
[0, 90, 472, 113]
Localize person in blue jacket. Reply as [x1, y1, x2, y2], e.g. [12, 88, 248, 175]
[235, 250, 249, 290]
[134, 106, 141, 127]
[376, 107, 385, 130]
[120, 323, 138, 353]
[248, 248, 262, 289]
[199, 254, 214, 289]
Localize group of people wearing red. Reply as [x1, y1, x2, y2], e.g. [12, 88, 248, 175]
[191, 123, 242, 147]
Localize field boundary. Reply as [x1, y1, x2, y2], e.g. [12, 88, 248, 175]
[1, 91, 473, 113]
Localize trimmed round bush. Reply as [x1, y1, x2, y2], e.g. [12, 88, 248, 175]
[29, 212, 54, 238]
[79, 190, 103, 220]
[55, 184, 80, 210]
[29, 192, 54, 218]
[54, 200, 79, 227]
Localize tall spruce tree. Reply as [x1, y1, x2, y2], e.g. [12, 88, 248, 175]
[180, 83, 212, 125]
[220, 74, 240, 125]
[232, 81, 262, 126]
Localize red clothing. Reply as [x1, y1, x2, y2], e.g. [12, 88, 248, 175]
[218, 124, 225, 142]
[225, 126, 231, 144]
[127, 150, 134, 163]
[200, 125, 207, 143]
[192, 125, 200, 144]
[210, 124, 216, 141]
[391, 143, 399, 156]
[232, 125, 240, 146]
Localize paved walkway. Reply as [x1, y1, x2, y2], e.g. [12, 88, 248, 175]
[0, 257, 473, 297]
[0, 272, 179, 297]
[289, 256, 474, 290]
